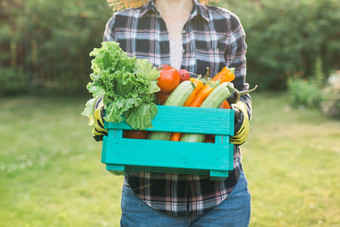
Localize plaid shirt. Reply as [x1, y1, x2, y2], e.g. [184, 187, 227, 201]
[104, 0, 252, 217]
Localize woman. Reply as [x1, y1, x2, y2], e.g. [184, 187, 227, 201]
[96, 0, 252, 226]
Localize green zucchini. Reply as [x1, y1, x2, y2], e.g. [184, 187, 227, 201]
[148, 80, 196, 140]
[163, 80, 196, 106]
[180, 82, 233, 143]
[200, 82, 233, 108]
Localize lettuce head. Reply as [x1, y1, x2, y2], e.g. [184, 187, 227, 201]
[81, 41, 160, 130]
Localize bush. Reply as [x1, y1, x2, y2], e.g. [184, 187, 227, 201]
[321, 71, 340, 119]
[0, 67, 28, 95]
[287, 58, 324, 108]
[287, 77, 323, 108]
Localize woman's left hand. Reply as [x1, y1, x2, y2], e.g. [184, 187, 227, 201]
[230, 101, 249, 146]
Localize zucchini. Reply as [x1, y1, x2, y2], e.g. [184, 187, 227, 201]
[180, 82, 233, 143]
[200, 82, 233, 108]
[163, 80, 196, 106]
[148, 80, 196, 140]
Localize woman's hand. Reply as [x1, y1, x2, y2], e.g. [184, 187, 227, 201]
[92, 97, 107, 141]
[230, 101, 249, 146]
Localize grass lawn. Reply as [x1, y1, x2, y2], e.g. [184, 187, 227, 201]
[0, 93, 339, 226]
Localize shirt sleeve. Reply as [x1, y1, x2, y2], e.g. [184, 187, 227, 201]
[103, 13, 117, 42]
[227, 13, 252, 120]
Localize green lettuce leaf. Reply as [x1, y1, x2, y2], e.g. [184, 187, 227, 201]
[81, 96, 100, 127]
[124, 102, 158, 130]
[81, 41, 160, 130]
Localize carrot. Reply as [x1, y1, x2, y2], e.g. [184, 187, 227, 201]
[211, 67, 235, 83]
[170, 80, 219, 141]
[170, 77, 205, 141]
[188, 67, 234, 107]
[189, 80, 219, 107]
[170, 132, 182, 141]
[183, 78, 204, 106]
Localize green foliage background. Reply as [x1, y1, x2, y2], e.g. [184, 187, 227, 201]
[0, 0, 113, 95]
[221, 0, 340, 89]
[0, 0, 340, 94]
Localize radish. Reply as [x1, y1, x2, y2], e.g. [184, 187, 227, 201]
[178, 69, 190, 82]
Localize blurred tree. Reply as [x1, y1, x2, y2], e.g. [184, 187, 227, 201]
[0, 0, 113, 94]
[220, 0, 340, 90]
[1, 0, 339, 94]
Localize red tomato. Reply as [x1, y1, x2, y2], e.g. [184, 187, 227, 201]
[219, 100, 230, 109]
[204, 134, 215, 143]
[157, 66, 180, 93]
[156, 92, 171, 105]
[178, 69, 190, 82]
[123, 130, 148, 139]
[157, 64, 170, 71]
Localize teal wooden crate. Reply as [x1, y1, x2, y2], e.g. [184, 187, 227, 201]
[101, 105, 234, 180]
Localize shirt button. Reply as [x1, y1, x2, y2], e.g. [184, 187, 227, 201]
[182, 30, 186, 34]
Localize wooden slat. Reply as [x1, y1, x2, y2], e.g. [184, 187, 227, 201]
[103, 136, 231, 171]
[107, 105, 234, 136]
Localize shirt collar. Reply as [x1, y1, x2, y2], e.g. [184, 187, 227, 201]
[191, 0, 210, 22]
[140, 0, 158, 17]
[140, 0, 210, 22]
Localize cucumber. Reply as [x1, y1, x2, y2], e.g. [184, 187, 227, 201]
[180, 82, 233, 143]
[148, 80, 196, 140]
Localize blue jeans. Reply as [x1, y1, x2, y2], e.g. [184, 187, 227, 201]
[120, 171, 251, 227]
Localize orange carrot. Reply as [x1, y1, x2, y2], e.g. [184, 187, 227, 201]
[170, 132, 182, 141]
[189, 80, 219, 107]
[187, 67, 234, 108]
[211, 67, 235, 83]
[170, 77, 205, 141]
[183, 78, 204, 106]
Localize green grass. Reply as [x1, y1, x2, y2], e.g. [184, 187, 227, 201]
[0, 93, 339, 226]
[243, 93, 340, 226]
[0, 96, 123, 226]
